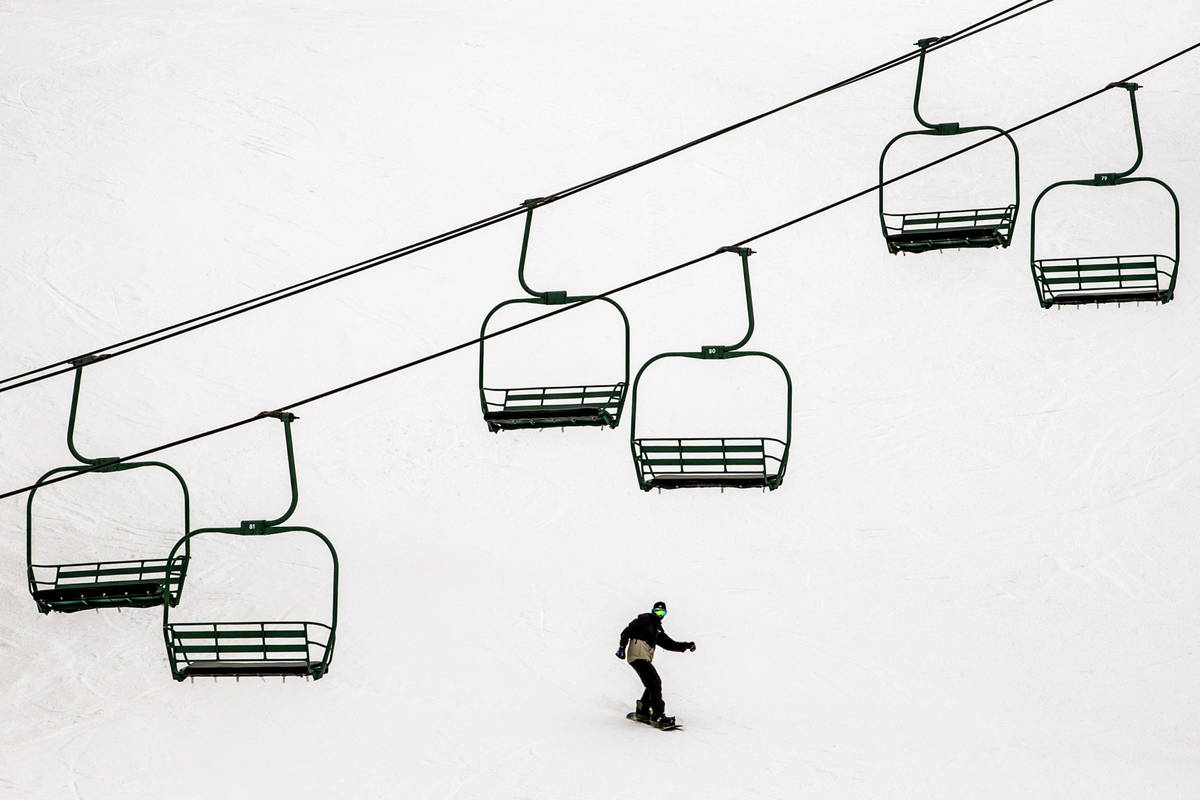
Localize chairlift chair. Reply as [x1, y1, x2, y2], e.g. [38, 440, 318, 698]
[629, 247, 792, 491]
[1029, 82, 1180, 307]
[162, 412, 338, 681]
[479, 200, 631, 432]
[26, 356, 191, 613]
[878, 37, 1020, 254]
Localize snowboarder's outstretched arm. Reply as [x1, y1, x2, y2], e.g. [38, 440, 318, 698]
[657, 629, 695, 653]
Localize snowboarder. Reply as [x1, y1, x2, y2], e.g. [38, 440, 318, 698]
[616, 601, 695, 728]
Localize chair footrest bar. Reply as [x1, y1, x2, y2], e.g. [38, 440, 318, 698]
[646, 475, 775, 490]
[1046, 290, 1167, 305]
[33, 581, 170, 612]
[179, 661, 318, 678]
[485, 409, 616, 432]
[886, 226, 1010, 254]
[485, 407, 613, 422]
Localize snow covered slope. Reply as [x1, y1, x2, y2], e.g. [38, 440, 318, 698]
[2, 1, 1199, 797]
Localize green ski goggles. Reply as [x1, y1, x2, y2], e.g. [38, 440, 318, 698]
[653, 607, 666, 617]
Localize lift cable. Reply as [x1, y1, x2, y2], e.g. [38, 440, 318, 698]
[0, 0, 1054, 396]
[4, 39, 1191, 504]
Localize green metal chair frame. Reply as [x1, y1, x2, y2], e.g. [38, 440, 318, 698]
[478, 199, 631, 432]
[1029, 82, 1181, 307]
[162, 412, 338, 681]
[26, 356, 191, 614]
[629, 247, 793, 492]
[878, 37, 1020, 254]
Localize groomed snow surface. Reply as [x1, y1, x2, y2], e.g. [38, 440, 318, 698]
[2, 1, 1199, 797]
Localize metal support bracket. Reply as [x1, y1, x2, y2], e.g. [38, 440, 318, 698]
[70, 354, 110, 368]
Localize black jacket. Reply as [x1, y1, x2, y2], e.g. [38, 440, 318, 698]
[619, 612, 689, 653]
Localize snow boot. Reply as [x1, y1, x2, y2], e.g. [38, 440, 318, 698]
[633, 700, 651, 721]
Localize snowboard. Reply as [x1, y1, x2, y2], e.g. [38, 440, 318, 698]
[626, 711, 682, 731]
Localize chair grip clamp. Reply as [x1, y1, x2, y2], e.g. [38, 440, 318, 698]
[700, 345, 731, 359]
[70, 353, 111, 368]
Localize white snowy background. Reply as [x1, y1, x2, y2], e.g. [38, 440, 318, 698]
[2, 1, 1199, 797]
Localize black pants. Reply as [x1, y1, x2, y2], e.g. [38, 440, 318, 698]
[629, 658, 664, 718]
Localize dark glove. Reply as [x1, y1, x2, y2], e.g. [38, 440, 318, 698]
[686, 642, 696, 652]
[615, 647, 625, 660]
